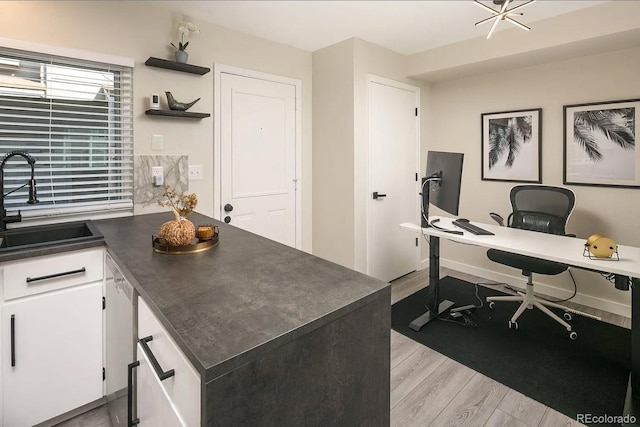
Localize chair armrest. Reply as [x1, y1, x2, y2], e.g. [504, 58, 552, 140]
[489, 212, 504, 226]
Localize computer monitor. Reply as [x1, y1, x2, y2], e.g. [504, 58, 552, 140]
[421, 151, 464, 228]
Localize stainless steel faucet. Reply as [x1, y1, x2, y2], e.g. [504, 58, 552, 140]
[0, 151, 39, 231]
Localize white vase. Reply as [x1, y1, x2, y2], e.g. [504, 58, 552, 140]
[175, 50, 188, 64]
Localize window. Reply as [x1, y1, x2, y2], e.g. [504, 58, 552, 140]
[0, 45, 133, 222]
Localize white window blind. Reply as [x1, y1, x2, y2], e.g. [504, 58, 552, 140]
[0, 46, 133, 221]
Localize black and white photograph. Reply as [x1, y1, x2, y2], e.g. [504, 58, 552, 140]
[481, 108, 542, 183]
[564, 99, 639, 188]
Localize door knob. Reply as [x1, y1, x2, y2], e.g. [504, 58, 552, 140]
[224, 204, 233, 212]
[224, 216, 231, 223]
[373, 192, 387, 200]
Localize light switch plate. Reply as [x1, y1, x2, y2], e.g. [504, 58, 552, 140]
[151, 135, 163, 151]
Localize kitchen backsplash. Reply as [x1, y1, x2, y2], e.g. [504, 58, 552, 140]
[133, 155, 188, 215]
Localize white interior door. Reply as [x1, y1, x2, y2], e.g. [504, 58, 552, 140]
[220, 72, 297, 247]
[368, 77, 420, 282]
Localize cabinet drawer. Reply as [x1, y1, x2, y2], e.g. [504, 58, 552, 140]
[137, 342, 187, 427]
[138, 297, 200, 427]
[2, 248, 103, 301]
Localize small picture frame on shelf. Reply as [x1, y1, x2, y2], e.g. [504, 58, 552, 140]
[481, 108, 542, 183]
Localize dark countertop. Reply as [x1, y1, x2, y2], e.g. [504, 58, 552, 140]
[94, 212, 390, 382]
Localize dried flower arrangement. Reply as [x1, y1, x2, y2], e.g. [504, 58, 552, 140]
[158, 184, 197, 218]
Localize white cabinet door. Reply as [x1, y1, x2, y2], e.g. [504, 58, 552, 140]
[136, 343, 186, 427]
[1, 282, 103, 427]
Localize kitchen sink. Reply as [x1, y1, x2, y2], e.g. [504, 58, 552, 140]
[0, 221, 104, 251]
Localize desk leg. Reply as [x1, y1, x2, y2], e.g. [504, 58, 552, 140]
[408, 235, 455, 331]
[623, 278, 640, 426]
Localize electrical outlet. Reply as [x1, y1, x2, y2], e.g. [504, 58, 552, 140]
[151, 166, 163, 186]
[189, 165, 203, 181]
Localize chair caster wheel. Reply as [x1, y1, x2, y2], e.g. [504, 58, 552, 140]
[508, 321, 518, 330]
[567, 331, 578, 340]
[563, 312, 573, 321]
[488, 301, 495, 309]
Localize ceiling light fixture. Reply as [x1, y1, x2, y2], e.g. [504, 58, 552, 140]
[474, 0, 536, 39]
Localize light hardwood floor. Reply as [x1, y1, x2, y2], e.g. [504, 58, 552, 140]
[57, 267, 627, 427]
[53, 404, 112, 427]
[390, 267, 629, 427]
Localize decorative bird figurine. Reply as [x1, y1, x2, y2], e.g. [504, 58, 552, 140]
[165, 91, 200, 111]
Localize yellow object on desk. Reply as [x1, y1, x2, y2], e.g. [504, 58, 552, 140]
[585, 234, 617, 258]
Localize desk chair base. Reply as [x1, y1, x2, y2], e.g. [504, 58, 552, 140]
[487, 276, 586, 340]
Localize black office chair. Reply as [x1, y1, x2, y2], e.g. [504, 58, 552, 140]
[486, 185, 581, 339]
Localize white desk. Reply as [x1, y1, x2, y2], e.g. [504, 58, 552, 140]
[400, 217, 640, 423]
[401, 217, 640, 278]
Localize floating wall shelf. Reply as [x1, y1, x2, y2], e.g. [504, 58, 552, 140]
[145, 57, 210, 75]
[145, 109, 211, 119]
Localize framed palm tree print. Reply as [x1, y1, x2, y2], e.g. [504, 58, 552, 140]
[481, 108, 542, 183]
[564, 99, 639, 188]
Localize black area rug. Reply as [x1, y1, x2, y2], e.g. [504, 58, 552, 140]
[391, 276, 631, 426]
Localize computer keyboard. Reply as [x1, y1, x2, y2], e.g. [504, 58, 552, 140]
[452, 219, 494, 235]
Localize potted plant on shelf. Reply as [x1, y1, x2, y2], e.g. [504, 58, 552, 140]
[170, 21, 200, 64]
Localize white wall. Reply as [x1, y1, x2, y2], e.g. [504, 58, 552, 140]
[312, 39, 356, 267]
[312, 38, 426, 272]
[424, 45, 640, 315]
[0, 1, 313, 251]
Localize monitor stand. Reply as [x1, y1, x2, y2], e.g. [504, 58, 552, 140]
[408, 233, 455, 332]
[421, 177, 462, 235]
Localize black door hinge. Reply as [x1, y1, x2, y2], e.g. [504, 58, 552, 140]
[415, 173, 418, 182]
[102, 296, 106, 310]
[416, 237, 419, 246]
[415, 107, 418, 116]
[103, 367, 106, 381]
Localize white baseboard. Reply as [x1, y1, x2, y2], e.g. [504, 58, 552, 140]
[419, 258, 631, 319]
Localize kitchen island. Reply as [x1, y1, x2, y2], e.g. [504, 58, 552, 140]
[95, 212, 390, 426]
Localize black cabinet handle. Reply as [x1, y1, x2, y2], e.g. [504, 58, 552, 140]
[128, 360, 140, 426]
[139, 336, 175, 380]
[26, 267, 86, 283]
[372, 192, 387, 200]
[10, 314, 15, 367]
